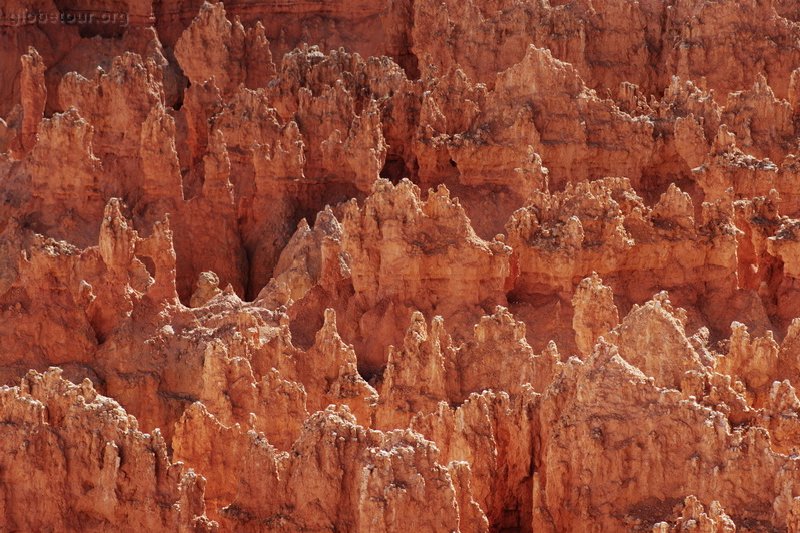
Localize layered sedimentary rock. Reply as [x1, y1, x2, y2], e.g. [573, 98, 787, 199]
[0, 369, 216, 531]
[6, 0, 800, 532]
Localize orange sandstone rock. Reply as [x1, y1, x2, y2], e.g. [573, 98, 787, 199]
[6, 1, 800, 532]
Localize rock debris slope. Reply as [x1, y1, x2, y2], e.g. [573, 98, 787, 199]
[5, 0, 800, 531]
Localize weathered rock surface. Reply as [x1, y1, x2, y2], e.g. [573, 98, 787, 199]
[0, 368, 216, 531]
[6, 1, 800, 531]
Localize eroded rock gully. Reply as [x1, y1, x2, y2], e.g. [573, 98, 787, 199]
[6, 0, 800, 531]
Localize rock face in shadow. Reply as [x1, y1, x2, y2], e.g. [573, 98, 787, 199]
[6, 1, 800, 531]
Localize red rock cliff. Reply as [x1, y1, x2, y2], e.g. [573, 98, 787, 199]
[5, 1, 800, 531]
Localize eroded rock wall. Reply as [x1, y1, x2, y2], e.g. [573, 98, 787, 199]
[5, 1, 800, 531]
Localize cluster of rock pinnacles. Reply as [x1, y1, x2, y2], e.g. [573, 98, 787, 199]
[4, 0, 800, 531]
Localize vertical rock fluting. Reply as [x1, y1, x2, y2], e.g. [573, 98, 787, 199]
[0, 369, 217, 531]
[5, 1, 800, 531]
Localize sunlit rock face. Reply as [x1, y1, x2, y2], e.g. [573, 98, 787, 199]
[5, 1, 800, 531]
